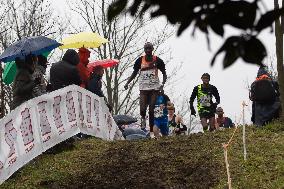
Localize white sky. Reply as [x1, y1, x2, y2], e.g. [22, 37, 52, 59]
[51, 0, 280, 124]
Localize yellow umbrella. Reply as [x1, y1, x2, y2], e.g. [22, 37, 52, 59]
[59, 32, 108, 49]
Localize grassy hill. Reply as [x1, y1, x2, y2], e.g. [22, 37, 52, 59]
[1, 123, 284, 189]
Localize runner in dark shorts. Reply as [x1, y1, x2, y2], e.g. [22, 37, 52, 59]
[189, 73, 220, 131]
[124, 42, 167, 134]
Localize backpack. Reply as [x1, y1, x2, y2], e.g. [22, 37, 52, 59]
[250, 79, 277, 103]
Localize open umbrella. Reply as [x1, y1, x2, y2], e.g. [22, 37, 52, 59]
[2, 61, 16, 85]
[87, 59, 119, 71]
[2, 51, 51, 85]
[113, 115, 138, 125]
[59, 32, 108, 49]
[0, 36, 61, 63]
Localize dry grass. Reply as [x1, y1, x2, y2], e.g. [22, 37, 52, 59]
[1, 124, 284, 189]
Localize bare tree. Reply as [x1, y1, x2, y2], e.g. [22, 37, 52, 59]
[0, 0, 69, 118]
[70, 0, 174, 115]
[274, 0, 284, 121]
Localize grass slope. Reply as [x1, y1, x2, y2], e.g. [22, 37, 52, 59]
[1, 124, 284, 189]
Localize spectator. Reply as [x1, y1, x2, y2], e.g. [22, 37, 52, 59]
[11, 55, 40, 110]
[77, 47, 91, 88]
[87, 65, 112, 112]
[32, 54, 48, 97]
[189, 73, 220, 132]
[87, 65, 104, 97]
[50, 49, 81, 91]
[124, 42, 167, 134]
[215, 107, 235, 129]
[250, 66, 280, 126]
[168, 103, 187, 135]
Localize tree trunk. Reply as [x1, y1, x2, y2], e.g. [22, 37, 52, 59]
[274, 0, 284, 121]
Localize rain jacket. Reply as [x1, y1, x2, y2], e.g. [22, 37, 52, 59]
[251, 67, 281, 126]
[11, 68, 35, 110]
[77, 62, 90, 88]
[77, 47, 91, 88]
[50, 49, 81, 91]
[32, 64, 47, 97]
[86, 73, 104, 97]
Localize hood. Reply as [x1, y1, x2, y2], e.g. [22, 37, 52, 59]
[62, 49, 80, 65]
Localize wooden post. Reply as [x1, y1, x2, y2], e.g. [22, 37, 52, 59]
[223, 146, 232, 189]
[242, 101, 248, 161]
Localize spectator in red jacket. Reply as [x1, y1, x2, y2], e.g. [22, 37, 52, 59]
[77, 47, 91, 88]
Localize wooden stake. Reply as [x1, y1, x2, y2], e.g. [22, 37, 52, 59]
[223, 145, 232, 189]
[242, 101, 248, 161]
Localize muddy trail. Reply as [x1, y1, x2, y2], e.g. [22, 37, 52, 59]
[2, 125, 284, 189]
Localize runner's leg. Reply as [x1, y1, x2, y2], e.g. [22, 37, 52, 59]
[148, 90, 158, 132]
[200, 118, 208, 131]
[208, 116, 216, 131]
[140, 90, 147, 129]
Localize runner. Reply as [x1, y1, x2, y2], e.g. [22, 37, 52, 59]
[189, 73, 220, 131]
[153, 89, 171, 138]
[215, 107, 235, 129]
[124, 42, 167, 134]
[167, 103, 187, 135]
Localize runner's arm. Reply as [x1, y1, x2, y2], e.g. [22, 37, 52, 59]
[125, 58, 141, 85]
[212, 86, 220, 104]
[189, 86, 198, 107]
[157, 57, 167, 85]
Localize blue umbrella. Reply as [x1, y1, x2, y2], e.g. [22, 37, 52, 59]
[0, 36, 61, 62]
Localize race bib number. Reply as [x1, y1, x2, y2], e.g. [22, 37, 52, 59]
[154, 106, 164, 118]
[168, 126, 174, 136]
[200, 95, 211, 107]
[140, 70, 158, 84]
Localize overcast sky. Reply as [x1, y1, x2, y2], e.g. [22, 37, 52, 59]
[51, 0, 279, 124]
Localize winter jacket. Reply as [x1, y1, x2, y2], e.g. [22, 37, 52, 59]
[50, 49, 81, 91]
[32, 64, 47, 97]
[77, 61, 90, 88]
[86, 73, 104, 97]
[251, 67, 281, 126]
[11, 69, 35, 110]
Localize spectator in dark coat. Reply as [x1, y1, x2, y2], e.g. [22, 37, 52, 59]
[87, 65, 112, 112]
[87, 65, 104, 97]
[250, 66, 280, 126]
[11, 55, 40, 110]
[32, 55, 48, 97]
[50, 49, 81, 91]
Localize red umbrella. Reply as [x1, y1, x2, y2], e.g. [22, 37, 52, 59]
[87, 59, 119, 71]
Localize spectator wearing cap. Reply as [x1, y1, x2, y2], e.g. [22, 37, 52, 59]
[215, 107, 235, 130]
[250, 66, 280, 126]
[77, 47, 91, 88]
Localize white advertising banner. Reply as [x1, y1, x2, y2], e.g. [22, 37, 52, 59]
[0, 85, 120, 185]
